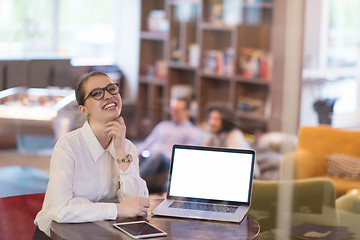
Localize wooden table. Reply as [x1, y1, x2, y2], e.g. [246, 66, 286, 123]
[50, 198, 260, 240]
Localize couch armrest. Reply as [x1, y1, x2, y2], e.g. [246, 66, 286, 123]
[336, 194, 360, 214]
[281, 149, 317, 179]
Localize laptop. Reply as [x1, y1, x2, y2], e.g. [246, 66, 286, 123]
[152, 144, 255, 223]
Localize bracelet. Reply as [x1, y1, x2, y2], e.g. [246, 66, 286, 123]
[117, 154, 133, 164]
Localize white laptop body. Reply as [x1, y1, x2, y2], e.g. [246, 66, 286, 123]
[152, 144, 255, 223]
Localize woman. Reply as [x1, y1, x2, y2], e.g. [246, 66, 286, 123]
[34, 72, 149, 238]
[203, 106, 250, 149]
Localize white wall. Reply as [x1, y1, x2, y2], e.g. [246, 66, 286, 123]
[302, 0, 325, 70]
[114, 0, 141, 101]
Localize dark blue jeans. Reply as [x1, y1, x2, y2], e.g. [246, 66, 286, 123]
[139, 151, 170, 180]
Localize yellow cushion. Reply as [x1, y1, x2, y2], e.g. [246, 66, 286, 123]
[327, 153, 360, 179]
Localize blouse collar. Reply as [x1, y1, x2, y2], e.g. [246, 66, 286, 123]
[80, 121, 118, 162]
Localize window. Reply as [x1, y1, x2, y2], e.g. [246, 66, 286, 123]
[326, 0, 360, 126]
[0, 0, 116, 65]
[0, 0, 54, 57]
[58, 0, 116, 65]
[327, 0, 360, 68]
[302, 0, 360, 128]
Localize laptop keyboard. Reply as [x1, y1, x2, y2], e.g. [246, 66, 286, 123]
[169, 201, 238, 213]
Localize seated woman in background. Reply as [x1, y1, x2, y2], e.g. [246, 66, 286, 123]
[33, 72, 149, 239]
[202, 105, 260, 178]
[203, 106, 250, 149]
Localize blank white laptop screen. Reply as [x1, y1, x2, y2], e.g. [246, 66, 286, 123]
[168, 147, 253, 203]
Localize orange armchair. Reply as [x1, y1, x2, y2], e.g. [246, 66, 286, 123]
[281, 125, 360, 196]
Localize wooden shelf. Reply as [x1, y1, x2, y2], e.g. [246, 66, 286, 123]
[136, 0, 283, 137]
[168, 61, 198, 71]
[200, 72, 233, 80]
[139, 75, 166, 86]
[200, 22, 236, 31]
[140, 31, 167, 41]
[234, 76, 270, 85]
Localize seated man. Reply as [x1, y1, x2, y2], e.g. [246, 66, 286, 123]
[139, 98, 201, 190]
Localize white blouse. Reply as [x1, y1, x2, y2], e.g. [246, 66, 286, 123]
[34, 121, 148, 236]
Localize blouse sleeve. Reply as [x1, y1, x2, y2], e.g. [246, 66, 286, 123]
[117, 140, 149, 201]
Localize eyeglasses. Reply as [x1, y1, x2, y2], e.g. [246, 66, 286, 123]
[84, 83, 120, 103]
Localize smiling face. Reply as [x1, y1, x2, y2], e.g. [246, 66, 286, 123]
[79, 74, 122, 124]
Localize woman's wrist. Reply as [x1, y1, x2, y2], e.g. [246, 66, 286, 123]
[117, 161, 131, 172]
[116, 154, 132, 172]
[117, 154, 133, 164]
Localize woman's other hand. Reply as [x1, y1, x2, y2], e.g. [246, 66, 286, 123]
[116, 197, 150, 217]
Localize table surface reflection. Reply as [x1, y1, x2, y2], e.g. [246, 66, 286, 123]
[50, 198, 260, 240]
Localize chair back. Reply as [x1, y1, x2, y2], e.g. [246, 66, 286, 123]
[0, 193, 45, 240]
[248, 178, 337, 232]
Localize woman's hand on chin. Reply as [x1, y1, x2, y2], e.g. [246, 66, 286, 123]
[105, 116, 126, 153]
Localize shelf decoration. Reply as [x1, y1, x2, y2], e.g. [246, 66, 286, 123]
[237, 96, 264, 113]
[147, 10, 169, 33]
[146, 60, 167, 82]
[207, 0, 224, 25]
[188, 44, 200, 67]
[239, 48, 272, 80]
[207, 0, 243, 26]
[174, 1, 198, 23]
[203, 48, 234, 75]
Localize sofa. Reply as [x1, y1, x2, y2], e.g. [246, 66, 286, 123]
[281, 125, 360, 196]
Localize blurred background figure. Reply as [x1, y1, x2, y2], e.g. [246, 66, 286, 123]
[203, 106, 250, 149]
[139, 98, 201, 192]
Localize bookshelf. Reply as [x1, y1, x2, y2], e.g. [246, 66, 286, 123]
[136, 0, 284, 138]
